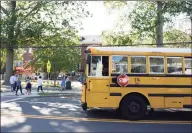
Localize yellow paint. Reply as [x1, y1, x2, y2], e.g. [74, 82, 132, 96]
[1, 113, 191, 124]
[81, 84, 85, 103]
[165, 98, 183, 108]
[90, 50, 191, 57]
[86, 77, 111, 107]
[81, 48, 192, 117]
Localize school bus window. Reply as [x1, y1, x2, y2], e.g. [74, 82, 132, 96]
[184, 57, 192, 75]
[131, 56, 146, 73]
[112, 55, 128, 73]
[149, 56, 164, 74]
[167, 57, 182, 74]
[88, 56, 109, 77]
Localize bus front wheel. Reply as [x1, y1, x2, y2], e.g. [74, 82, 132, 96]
[120, 95, 147, 120]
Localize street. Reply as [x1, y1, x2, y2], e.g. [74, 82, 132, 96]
[1, 0, 192, 132]
[1, 94, 192, 132]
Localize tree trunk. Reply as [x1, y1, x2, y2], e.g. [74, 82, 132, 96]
[190, 17, 192, 42]
[3, 1, 17, 85]
[54, 69, 60, 87]
[3, 49, 14, 85]
[156, 1, 163, 47]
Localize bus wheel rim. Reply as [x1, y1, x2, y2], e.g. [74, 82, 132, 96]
[128, 102, 140, 113]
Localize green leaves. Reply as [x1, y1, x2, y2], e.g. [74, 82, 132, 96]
[164, 29, 191, 44]
[104, 1, 192, 46]
[164, 1, 192, 17]
[129, 2, 157, 40]
[102, 31, 133, 45]
[1, 1, 90, 76]
[0, 49, 7, 73]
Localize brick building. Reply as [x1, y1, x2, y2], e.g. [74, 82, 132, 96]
[80, 35, 103, 70]
[22, 48, 33, 63]
[15, 48, 36, 78]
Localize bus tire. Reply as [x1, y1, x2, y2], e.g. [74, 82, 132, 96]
[120, 95, 147, 120]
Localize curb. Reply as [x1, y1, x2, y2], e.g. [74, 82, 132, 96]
[0, 89, 81, 93]
[1, 93, 81, 99]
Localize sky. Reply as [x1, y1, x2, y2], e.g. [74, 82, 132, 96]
[78, 1, 191, 36]
[77, 1, 118, 36]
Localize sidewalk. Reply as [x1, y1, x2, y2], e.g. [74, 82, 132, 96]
[1, 89, 81, 97]
[1, 81, 82, 97]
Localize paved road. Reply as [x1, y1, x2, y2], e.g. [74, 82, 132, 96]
[1, 95, 192, 132]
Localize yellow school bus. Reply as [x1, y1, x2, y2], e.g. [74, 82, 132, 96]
[80, 46, 192, 120]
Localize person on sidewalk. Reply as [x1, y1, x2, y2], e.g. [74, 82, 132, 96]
[9, 73, 18, 92]
[25, 80, 32, 95]
[65, 76, 72, 90]
[37, 76, 43, 92]
[61, 76, 66, 91]
[15, 76, 24, 96]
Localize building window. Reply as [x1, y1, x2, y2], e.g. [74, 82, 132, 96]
[131, 56, 146, 73]
[149, 56, 164, 74]
[184, 57, 192, 75]
[167, 57, 182, 74]
[112, 55, 128, 73]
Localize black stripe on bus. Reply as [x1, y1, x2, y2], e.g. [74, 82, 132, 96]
[111, 73, 192, 77]
[110, 93, 122, 96]
[109, 84, 192, 88]
[183, 105, 192, 108]
[148, 94, 192, 97]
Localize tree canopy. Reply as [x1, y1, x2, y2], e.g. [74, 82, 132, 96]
[103, 1, 192, 46]
[1, 1, 91, 84]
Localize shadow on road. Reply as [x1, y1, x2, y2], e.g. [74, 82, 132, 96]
[1, 101, 90, 132]
[86, 109, 192, 121]
[1, 95, 192, 132]
[2, 96, 192, 122]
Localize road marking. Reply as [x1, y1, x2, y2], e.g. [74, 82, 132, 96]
[1, 94, 42, 103]
[1, 97, 25, 103]
[1, 113, 191, 124]
[9, 101, 81, 105]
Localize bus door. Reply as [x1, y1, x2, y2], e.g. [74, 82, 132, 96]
[86, 55, 110, 107]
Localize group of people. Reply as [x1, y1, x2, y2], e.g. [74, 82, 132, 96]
[9, 73, 44, 96]
[60, 75, 69, 90]
[9, 73, 70, 95]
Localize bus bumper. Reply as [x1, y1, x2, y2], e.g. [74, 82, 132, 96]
[81, 102, 87, 111]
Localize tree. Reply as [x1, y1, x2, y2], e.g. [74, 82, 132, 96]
[164, 1, 192, 41]
[156, 1, 163, 47]
[103, 1, 164, 46]
[164, 29, 191, 47]
[0, 49, 6, 74]
[130, 1, 192, 46]
[104, 1, 191, 47]
[129, 1, 169, 47]
[102, 31, 133, 45]
[103, 1, 127, 15]
[1, 1, 90, 85]
[32, 28, 81, 86]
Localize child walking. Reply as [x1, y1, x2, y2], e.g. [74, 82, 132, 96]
[61, 76, 66, 91]
[37, 76, 43, 92]
[25, 80, 32, 95]
[15, 77, 24, 96]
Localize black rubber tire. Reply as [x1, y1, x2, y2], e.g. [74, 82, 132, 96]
[120, 95, 147, 120]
